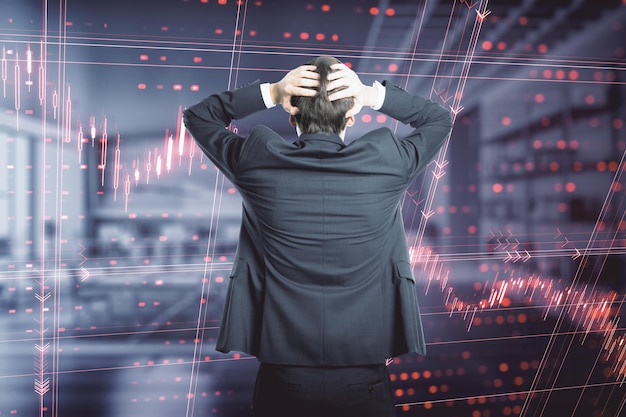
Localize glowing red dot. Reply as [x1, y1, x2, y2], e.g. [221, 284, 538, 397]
[614, 119, 623, 129]
[497, 41, 506, 50]
[316, 33, 325, 41]
[501, 116, 511, 126]
[173, 84, 182, 91]
[535, 93, 544, 103]
[386, 8, 396, 16]
[361, 114, 372, 123]
[555, 70, 565, 79]
[538, 44, 548, 53]
[300, 32, 309, 40]
[190, 85, 200, 92]
[482, 40, 493, 50]
[283, 32, 292, 39]
[376, 114, 387, 123]
[138, 84, 146, 90]
[321, 4, 330, 12]
[331, 34, 339, 41]
[585, 95, 596, 105]
[139, 54, 149, 61]
[519, 16, 528, 25]
[215, 28, 223, 35]
[160, 56, 167, 61]
[218, 0, 227, 4]
[193, 56, 202, 63]
[388, 63, 398, 72]
[565, 182, 576, 192]
[249, 30, 257, 37]
[492, 183, 503, 193]
[370, 7, 379, 15]
[569, 70, 579, 80]
[543, 69, 552, 78]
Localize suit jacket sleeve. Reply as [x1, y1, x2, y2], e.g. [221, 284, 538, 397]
[378, 80, 453, 180]
[182, 80, 267, 179]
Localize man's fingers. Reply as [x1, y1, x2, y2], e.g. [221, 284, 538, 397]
[328, 87, 356, 102]
[292, 86, 318, 97]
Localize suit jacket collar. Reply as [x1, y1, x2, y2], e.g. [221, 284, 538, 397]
[297, 132, 345, 147]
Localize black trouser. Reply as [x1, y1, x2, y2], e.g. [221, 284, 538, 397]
[252, 362, 396, 417]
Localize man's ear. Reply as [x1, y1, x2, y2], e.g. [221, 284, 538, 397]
[346, 115, 355, 127]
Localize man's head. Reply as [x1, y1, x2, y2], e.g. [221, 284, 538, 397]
[290, 56, 355, 136]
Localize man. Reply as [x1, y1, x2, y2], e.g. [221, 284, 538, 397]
[183, 56, 452, 416]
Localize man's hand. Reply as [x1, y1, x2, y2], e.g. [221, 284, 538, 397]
[326, 63, 378, 118]
[269, 65, 320, 115]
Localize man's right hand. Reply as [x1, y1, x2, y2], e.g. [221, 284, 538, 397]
[269, 65, 320, 115]
[326, 63, 378, 118]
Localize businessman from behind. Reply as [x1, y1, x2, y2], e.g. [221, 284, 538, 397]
[183, 55, 453, 416]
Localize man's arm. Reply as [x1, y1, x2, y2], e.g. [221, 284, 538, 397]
[183, 66, 320, 176]
[327, 63, 453, 178]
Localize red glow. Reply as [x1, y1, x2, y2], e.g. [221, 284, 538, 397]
[501, 116, 511, 126]
[138, 83, 146, 90]
[388, 63, 398, 72]
[316, 33, 325, 41]
[139, 54, 149, 61]
[361, 114, 372, 123]
[482, 40, 492, 50]
[538, 44, 548, 53]
[193, 56, 202, 63]
[376, 114, 387, 123]
[370, 7, 379, 15]
[492, 183, 503, 193]
[283, 32, 292, 39]
[386, 8, 395, 16]
[565, 182, 576, 192]
[321, 4, 330, 12]
[300, 32, 309, 40]
[535, 93, 544, 103]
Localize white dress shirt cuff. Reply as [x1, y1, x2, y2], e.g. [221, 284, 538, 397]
[371, 81, 386, 111]
[260, 83, 276, 109]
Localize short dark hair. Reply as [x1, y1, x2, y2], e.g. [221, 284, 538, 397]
[291, 56, 355, 135]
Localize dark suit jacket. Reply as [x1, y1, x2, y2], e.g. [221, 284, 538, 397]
[183, 80, 452, 366]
